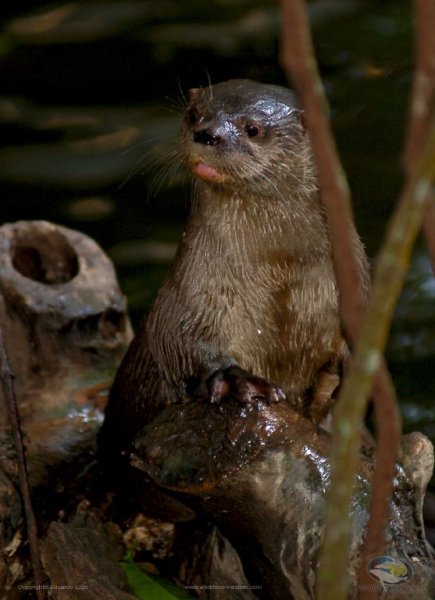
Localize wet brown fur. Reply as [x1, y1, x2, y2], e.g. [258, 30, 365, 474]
[101, 79, 370, 452]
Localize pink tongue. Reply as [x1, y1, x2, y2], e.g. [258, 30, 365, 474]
[192, 161, 223, 181]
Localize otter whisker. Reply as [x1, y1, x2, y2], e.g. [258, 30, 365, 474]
[146, 147, 186, 200]
[166, 94, 187, 116]
[119, 144, 159, 189]
[176, 78, 188, 107]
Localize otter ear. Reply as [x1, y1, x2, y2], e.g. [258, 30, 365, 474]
[188, 88, 202, 102]
[294, 109, 306, 131]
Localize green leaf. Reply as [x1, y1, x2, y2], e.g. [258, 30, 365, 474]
[121, 554, 194, 600]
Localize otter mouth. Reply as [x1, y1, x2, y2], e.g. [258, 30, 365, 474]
[189, 159, 229, 183]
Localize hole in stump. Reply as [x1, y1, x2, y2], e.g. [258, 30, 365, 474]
[11, 225, 79, 285]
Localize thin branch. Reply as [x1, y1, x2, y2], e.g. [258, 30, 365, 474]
[318, 116, 435, 600]
[356, 370, 402, 599]
[423, 203, 435, 270]
[355, 1, 435, 595]
[279, 0, 365, 334]
[0, 327, 45, 600]
[404, 0, 435, 170]
[405, 0, 435, 272]
[279, 2, 401, 598]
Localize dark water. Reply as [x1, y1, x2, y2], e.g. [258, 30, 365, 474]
[1, 1, 434, 457]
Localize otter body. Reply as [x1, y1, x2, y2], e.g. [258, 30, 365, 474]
[101, 79, 369, 452]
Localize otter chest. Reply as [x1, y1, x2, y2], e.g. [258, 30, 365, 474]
[196, 259, 293, 376]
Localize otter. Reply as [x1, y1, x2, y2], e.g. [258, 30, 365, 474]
[100, 79, 370, 454]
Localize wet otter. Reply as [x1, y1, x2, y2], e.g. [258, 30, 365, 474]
[100, 79, 370, 453]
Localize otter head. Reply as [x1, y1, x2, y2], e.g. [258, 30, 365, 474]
[179, 79, 312, 195]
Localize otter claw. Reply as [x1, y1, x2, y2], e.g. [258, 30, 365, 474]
[207, 365, 285, 405]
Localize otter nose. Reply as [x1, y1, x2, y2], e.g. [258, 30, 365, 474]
[193, 129, 222, 146]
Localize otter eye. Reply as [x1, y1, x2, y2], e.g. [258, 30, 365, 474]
[244, 123, 263, 138]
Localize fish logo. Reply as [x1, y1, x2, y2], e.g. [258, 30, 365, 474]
[367, 556, 412, 588]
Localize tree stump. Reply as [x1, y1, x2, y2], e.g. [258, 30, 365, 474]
[0, 220, 133, 597]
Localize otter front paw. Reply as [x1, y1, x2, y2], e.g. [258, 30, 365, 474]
[206, 365, 285, 404]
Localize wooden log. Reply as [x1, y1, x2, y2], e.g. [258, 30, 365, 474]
[132, 397, 435, 600]
[0, 220, 133, 596]
[0, 219, 132, 428]
[41, 503, 137, 600]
